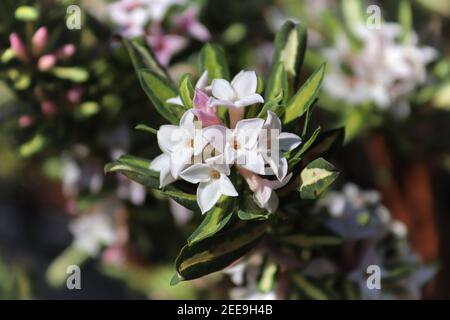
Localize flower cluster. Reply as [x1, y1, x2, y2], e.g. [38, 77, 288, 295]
[108, 0, 210, 65]
[150, 70, 301, 213]
[322, 22, 437, 116]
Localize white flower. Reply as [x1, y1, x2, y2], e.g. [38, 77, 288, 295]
[166, 70, 209, 106]
[210, 70, 264, 108]
[156, 110, 207, 179]
[204, 118, 265, 174]
[253, 173, 293, 213]
[150, 152, 176, 188]
[258, 111, 301, 180]
[69, 210, 117, 257]
[180, 156, 237, 213]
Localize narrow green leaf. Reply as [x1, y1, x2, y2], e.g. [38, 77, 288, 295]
[292, 274, 328, 300]
[52, 67, 89, 83]
[135, 124, 158, 135]
[138, 69, 179, 124]
[302, 127, 345, 164]
[399, 0, 412, 43]
[288, 126, 321, 168]
[279, 234, 342, 248]
[237, 210, 269, 221]
[258, 90, 284, 119]
[299, 158, 339, 199]
[123, 38, 167, 78]
[199, 43, 230, 81]
[188, 198, 235, 245]
[179, 73, 194, 109]
[265, 63, 289, 103]
[175, 221, 268, 281]
[271, 21, 307, 81]
[284, 63, 326, 124]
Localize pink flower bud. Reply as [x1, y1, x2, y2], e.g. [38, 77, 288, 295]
[38, 54, 56, 71]
[9, 33, 28, 62]
[41, 100, 56, 115]
[192, 89, 222, 127]
[31, 27, 48, 55]
[66, 86, 84, 104]
[56, 44, 76, 59]
[18, 115, 33, 127]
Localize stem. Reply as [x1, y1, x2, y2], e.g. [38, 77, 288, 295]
[229, 108, 244, 129]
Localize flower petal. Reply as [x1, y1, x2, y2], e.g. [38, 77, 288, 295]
[265, 111, 281, 131]
[209, 98, 237, 108]
[279, 132, 302, 151]
[179, 110, 196, 135]
[196, 70, 209, 89]
[197, 180, 222, 213]
[231, 71, 258, 99]
[203, 125, 229, 152]
[219, 175, 238, 196]
[234, 93, 264, 108]
[166, 96, 184, 106]
[180, 164, 210, 183]
[157, 125, 181, 153]
[235, 118, 264, 149]
[211, 79, 236, 102]
[170, 145, 193, 178]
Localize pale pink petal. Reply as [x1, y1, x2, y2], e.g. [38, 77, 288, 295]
[212, 79, 236, 101]
[231, 70, 258, 99]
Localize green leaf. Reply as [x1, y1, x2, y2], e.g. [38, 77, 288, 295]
[138, 69, 180, 124]
[299, 158, 339, 199]
[51, 67, 89, 83]
[271, 21, 307, 81]
[237, 210, 269, 221]
[288, 126, 321, 168]
[279, 234, 342, 248]
[284, 63, 326, 124]
[19, 134, 46, 158]
[135, 124, 158, 134]
[199, 43, 230, 81]
[399, 0, 413, 43]
[188, 198, 235, 245]
[15, 6, 38, 21]
[265, 63, 289, 103]
[179, 73, 194, 109]
[302, 127, 345, 164]
[105, 155, 199, 211]
[257, 90, 285, 119]
[257, 261, 278, 292]
[123, 38, 167, 78]
[342, 0, 365, 27]
[292, 274, 328, 300]
[175, 221, 268, 281]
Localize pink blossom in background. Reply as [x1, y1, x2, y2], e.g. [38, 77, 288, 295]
[37, 54, 57, 71]
[56, 44, 76, 59]
[18, 115, 33, 128]
[9, 32, 28, 62]
[146, 23, 187, 66]
[31, 27, 48, 56]
[174, 7, 210, 42]
[66, 87, 85, 104]
[40, 100, 57, 115]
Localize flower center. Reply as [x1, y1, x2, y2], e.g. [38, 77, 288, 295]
[186, 138, 194, 148]
[210, 170, 221, 180]
[231, 138, 240, 150]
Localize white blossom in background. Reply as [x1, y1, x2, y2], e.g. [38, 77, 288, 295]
[108, 0, 185, 37]
[319, 183, 392, 240]
[69, 201, 119, 256]
[322, 23, 437, 117]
